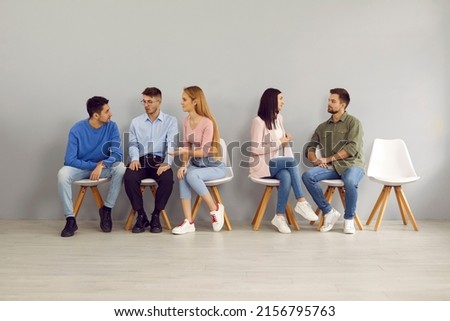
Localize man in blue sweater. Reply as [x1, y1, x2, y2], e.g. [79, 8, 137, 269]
[57, 96, 126, 237]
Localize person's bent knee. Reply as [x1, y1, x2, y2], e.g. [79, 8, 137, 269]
[110, 162, 126, 176]
[57, 167, 73, 184]
[302, 170, 313, 183]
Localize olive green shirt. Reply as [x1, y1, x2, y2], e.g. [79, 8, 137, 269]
[305, 112, 365, 175]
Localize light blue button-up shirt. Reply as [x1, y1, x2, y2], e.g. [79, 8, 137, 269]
[128, 112, 179, 165]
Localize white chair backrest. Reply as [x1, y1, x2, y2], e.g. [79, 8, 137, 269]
[219, 138, 234, 178]
[367, 138, 418, 179]
[219, 138, 229, 166]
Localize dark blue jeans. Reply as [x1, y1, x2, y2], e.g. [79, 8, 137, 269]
[302, 166, 364, 219]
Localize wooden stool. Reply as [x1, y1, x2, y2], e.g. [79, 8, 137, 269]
[250, 177, 300, 231]
[124, 179, 171, 231]
[72, 178, 110, 217]
[191, 139, 233, 231]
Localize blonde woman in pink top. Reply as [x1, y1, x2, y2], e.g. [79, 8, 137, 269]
[249, 88, 318, 233]
[171, 86, 226, 235]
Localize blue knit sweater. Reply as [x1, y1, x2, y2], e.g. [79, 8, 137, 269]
[64, 119, 122, 170]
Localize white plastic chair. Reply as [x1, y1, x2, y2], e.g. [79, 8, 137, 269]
[191, 138, 233, 230]
[366, 138, 420, 231]
[249, 177, 300, 231]
[124, 178, 172, 231]
[72, 178, 110, 217]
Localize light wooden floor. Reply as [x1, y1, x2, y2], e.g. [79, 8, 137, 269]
[1, 219, 449, 301]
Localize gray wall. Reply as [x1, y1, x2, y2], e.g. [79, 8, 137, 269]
[1, 0, 449, 223]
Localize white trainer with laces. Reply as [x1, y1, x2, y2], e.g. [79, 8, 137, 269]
[295, 201, 319, 221]
[271, 215, 291, 234]
[344, 219, 356, 234]
[172, 219, 196, 235]
[320, 209, 341, 233]
[210, 203, 225, 232]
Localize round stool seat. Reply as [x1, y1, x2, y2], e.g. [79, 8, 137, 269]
[73, 177, 110, 187]
[250, 177, 280, 187]
[321, 179, 344, 187]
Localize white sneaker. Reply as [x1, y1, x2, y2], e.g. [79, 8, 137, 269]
[344, 219, 356, 234]
[320, 209, 341, 232]
[295, 201, 319, 221]
[210, 203, 225, 232]
[172, 219, 195, 235]
[271, 215, 291, 234]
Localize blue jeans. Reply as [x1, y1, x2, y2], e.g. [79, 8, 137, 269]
[179, 163, 226, 199]
[269, 157, 305, 214]
[302, 166, 364, 219]
[57, 162, 126, 218]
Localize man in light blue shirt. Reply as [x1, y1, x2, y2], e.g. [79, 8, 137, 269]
[124, 87, 179, 233]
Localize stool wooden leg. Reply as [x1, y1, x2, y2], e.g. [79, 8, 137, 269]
[90, 186, 104, 209]
[366, 186, 389, 226]
[160, 210, 172, 230]
[125, 209, 136, 231]
[394, 186, 408, 225]
[354, 214, 364, 231]
[374, 186, 391, 231]
[73, 186, 87, 218]
[252, 186, 273, 231]
[191, 196, 202, 222]
[285, 203, 300, 231]
[394, 186, 419, 231]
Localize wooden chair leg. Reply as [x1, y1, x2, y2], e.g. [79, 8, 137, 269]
[252, 186, 273, 231]
[366, 186, 389, 226]
[160, 210, 172, 230]
[125, 209, 135, 231]
[73, 186, 87, 217]
[394, 186, 408, 225]
[354, 214, 364, 230]
[285, 203, 300, 231]
[394, 186, 419, 231]
[191, 196, 203, 222]
[374, 186, 392, 231]
[90, 186, 105, 209]
[210, 186, 232, 231]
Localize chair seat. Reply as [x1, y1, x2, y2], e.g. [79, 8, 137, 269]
[205, 176, 233, 186]
[249, 176, 280, 186]
[190, 139, 233, 231]
[249, 176, 299, 231]
[140, 178, 158, 186]
[321, 179, 344, 187]
[73, 177, 110, 187]
[369, 176, 420, 186]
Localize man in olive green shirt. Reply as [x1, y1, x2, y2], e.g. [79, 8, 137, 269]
[302, 88, 365, 234]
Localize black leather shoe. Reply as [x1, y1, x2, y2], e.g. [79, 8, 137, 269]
[99, 206, 112, 232]
[132, 214, 150, 233]
[149, 214, 162, 233]
[61, 217, 78, 237]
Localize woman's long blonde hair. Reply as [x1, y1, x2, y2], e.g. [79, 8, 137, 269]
[184, 86, 221, 158]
